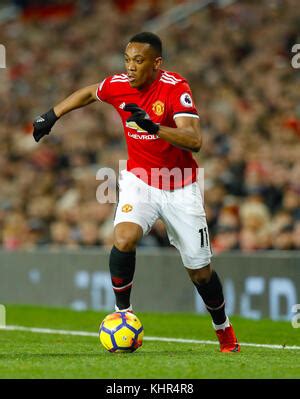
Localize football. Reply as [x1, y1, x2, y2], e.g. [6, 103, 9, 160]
[99, 311, 144, 353]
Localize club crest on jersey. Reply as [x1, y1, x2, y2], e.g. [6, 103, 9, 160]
[180, 93, 193, 107]
[122, 204, 133, 213]
[126, 121, 148, 133]
[152, 100, 164, 116]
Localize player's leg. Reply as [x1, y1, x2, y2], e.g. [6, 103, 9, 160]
[185, 263, 228, 327]
[109, 222, 143, 311]
[110, 170, 160, 311]
[186, 263, 240, 352]
[161, 182, 240, 352]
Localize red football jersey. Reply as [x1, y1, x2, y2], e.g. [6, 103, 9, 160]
[96, 69, 199, 190]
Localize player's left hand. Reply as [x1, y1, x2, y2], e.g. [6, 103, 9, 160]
[124, 103, 160, 135]
[32, 108, 59, 142]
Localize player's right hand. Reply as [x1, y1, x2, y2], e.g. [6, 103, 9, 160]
[33, 108, 59, 142]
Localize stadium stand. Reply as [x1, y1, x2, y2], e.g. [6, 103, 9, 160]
[0, 0, 299, 251]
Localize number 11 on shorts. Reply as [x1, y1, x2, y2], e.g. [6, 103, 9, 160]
[199, 227, 209, 248]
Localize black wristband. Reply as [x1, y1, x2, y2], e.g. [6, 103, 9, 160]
[48, 108, 59, 123]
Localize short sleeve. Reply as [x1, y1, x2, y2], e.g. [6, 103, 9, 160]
[95, 77, 111, 103]
[171, 82, 199, 120]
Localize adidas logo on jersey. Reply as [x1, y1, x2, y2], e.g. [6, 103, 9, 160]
[119, 102, 126, 109]
[160, 71, 182, 85]
[111, 74, 129, 84]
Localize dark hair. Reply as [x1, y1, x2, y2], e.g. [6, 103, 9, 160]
[128, 32, 162, 56]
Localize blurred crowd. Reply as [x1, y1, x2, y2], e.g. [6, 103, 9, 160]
[0, 0, 299, 252]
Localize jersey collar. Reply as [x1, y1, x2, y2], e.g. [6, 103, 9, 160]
[136, 69, 163, 93]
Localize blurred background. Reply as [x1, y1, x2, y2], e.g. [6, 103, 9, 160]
[0, 0, 299, 317]
[0, 0, 299, 253]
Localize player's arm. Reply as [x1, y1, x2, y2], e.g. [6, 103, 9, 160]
[156, 116, 202, 153]
[32, 84, 99, 142]
[53, 83, 98, 117]
[124, 103, 202, 152]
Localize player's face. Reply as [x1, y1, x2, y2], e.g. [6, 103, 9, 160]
[124, 42, 162, 89]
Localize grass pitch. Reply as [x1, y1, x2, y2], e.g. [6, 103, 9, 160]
[0, 304, 299, 379]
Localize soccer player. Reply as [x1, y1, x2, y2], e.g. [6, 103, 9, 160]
[32, 32, 240, 352]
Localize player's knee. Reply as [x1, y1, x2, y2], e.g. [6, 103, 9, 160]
[114, 236, 137, 252]
[187, 264, 212, 285]
[113, 231, 139, 252]
[114, 223, 143, 252]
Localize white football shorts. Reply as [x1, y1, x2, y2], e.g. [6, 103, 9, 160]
[114, 170, 213, 269]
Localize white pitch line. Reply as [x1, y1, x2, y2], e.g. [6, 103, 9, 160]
[3, 325, 300, 351]
[4, 325, 98, 337]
